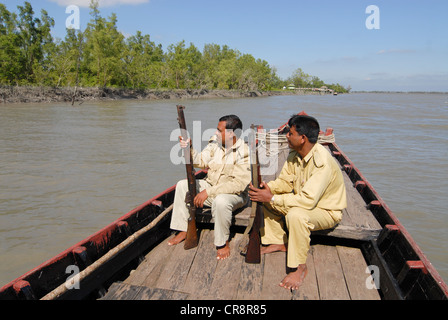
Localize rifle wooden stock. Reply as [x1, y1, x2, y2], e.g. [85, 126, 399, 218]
[176, 105, 198, 250]
[245, 125, 263, 263]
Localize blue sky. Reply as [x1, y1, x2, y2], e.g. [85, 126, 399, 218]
[3, 0, 448, 91]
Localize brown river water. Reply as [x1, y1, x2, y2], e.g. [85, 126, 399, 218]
[1, 93, 447, 286]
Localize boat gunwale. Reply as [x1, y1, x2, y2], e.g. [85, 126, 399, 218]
[328, 141, 448, 298]
[0, 181, 182, 298]
[1, 115, 447, 299]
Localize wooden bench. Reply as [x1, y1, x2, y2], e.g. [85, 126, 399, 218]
[312, 170, 382, 241]
[196, 205, 252, 227]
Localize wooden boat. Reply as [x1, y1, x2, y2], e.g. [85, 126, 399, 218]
[1, 111, 447, 301]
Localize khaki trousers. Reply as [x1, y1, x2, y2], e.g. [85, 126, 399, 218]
[261, 203, 342, 268]
[170, 179, 247, 247]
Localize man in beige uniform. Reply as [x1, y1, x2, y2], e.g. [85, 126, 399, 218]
[169, 115, 251, 260]
[249, 114, 346, 290]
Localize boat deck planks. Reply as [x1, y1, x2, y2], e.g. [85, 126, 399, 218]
[336, 245, 382, 300]
[313, 244, 351, 300]
[102, 147, 382, 301]
[102, 282, 189, 300]
[260, 251, 291, 300]
[102, 229, 380, 300]
[182, 229, 218, 298]
[235, 252, 265, 299]
[291, 246, 319, 300]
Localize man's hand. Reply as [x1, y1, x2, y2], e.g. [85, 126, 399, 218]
[194, 189, 208, 208]
[248, 181, 273, 203]
[179, 136, 191, 149]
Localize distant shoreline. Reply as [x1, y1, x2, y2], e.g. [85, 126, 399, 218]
[352, 91, 447, 94]
[0, 86, 330, 105]
[1, 86, 445, 105]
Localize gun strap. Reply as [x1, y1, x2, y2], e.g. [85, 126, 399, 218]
[244, 201, 257, 234]
[239, 201, 257, 255]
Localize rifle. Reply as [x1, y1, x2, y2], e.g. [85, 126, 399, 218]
[245, 125, 263, 263]
[176, 105, 199, 250]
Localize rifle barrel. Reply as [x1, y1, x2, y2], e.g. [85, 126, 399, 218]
[176, 105, 198, 250]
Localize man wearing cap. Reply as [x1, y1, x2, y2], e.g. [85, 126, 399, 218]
[249, 114, 347, 290]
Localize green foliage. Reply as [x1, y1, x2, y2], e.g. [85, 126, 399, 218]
[286, 68, 349, 93]
[124, 31, 164, 88]
[0, 1, 350, 93]
[0, 1, 54, 85]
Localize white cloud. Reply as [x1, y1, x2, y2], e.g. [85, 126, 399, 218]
[49, 0, 149, 8]
[377, 49, 416, 55]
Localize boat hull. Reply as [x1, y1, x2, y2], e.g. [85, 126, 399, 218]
[1, 124, 447, 300]
[0, 178, 192, 300]
[328, 142, 448, 300]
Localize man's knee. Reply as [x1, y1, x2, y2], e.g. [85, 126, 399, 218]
[286, 207, 311, 227]
[212, 194, 233, 213]
[175, 179, 189, 197]
[176, 179, 188, 189]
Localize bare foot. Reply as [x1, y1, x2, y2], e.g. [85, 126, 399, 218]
[279, 264, 308, 290]
[260, 243, 287, 255]
[216, 241, 230, 260]
[168, 231, 186, 246]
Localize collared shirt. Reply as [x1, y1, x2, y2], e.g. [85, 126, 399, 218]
[267, 143, 347, 211]
[191, 136, 251, 198]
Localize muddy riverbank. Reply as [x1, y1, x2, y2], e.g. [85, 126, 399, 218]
[0, 86, 324, 104]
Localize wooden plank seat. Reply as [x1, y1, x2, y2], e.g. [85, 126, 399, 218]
[195, 205, 252, 227]
[312, 170, 382, 241]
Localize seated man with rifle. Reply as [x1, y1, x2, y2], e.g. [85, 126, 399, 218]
[249, 114, 347, 290]
[169, 114, 251, 260]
